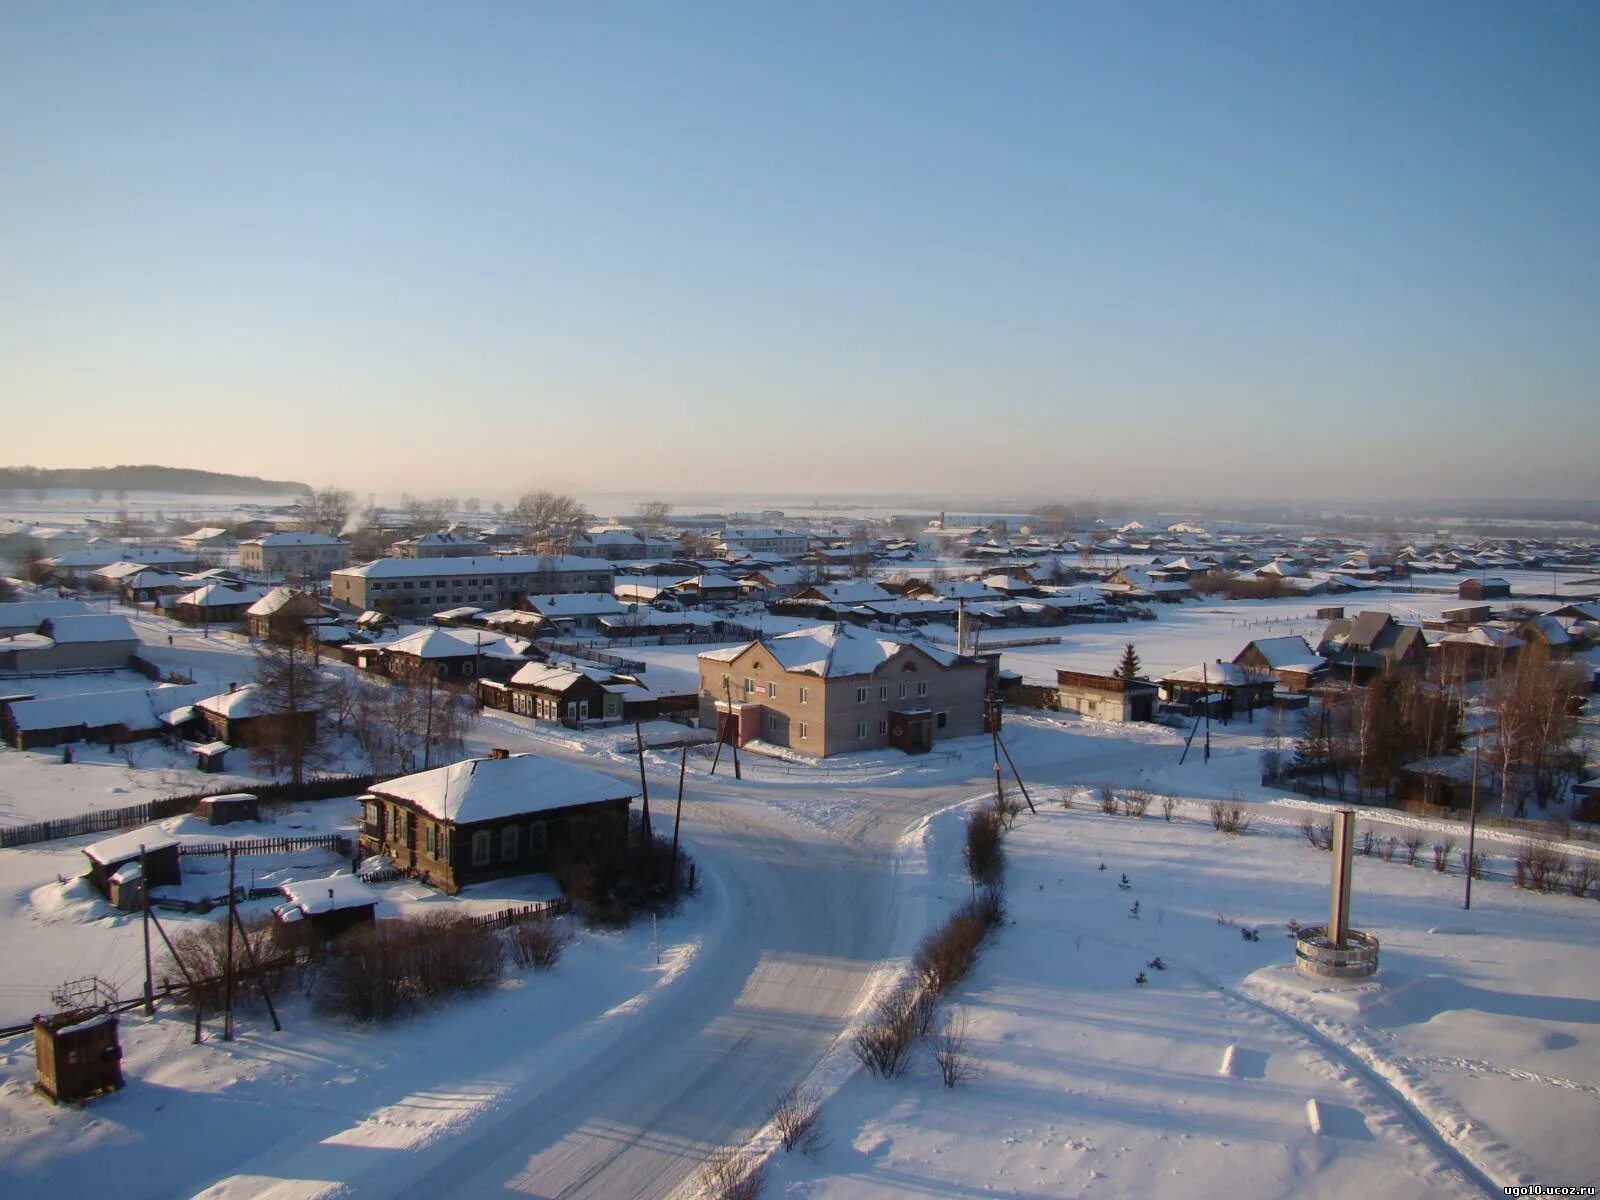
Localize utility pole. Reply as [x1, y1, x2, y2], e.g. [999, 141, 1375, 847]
[1202, 661, 1211, 763]
[223, 847, 237, 1041]
[140, 844, 154, 1016]
[1464, 741, 1480, 910]
[722, 676, 742, 781]
[635, 721, 652, 842]
[670, 745, 686, 898]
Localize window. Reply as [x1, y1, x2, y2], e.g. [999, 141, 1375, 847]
[856, 686, 868, 704]
[917, 681, 929, 697]
[528, 821, 548, 854]
[501, 825, 520, 861]
[363, 800, 378, 826]
[898, 683, 908, 699]
[744, 677, 755, 695]
[471, 830, 491, 866]
[856, 721, 867, 738]
[766, 681, 777, 698]
[878, 719, 887, 735]
[798, 722, 809, 740]
[425, 823, 436, 856]
[799, 686, 809, 704]
[879, 685, 888, 701]
[764, 712, 780, 736]
[937, 711, 948, 729]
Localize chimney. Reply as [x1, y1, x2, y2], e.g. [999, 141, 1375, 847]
[489, 747, 510, 760]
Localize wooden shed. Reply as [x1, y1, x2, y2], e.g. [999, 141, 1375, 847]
[83, 828, 181, 899]
[272, 874, 379, 950]
[33, 1010, 124, 1103]
[197, 791, 258, 825]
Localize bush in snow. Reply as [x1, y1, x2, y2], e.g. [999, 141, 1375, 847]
[505, 917, 572, 970]
[769, 1083, 825, 1154]
[1059, 788, 1075, 811]
[1432, 837, 1456, 873]
[929, 1007, 977, 1089]
[1380, 836, 1398, 862]
[1358, 827, 1376, 857]
[696, 1143, 765, 1200]
[1119, 789, 1151, 819]
[1402, 834, 1425, 867]
[1299, 817, 1333, 850]
[319, 912, 503, 1022]
[993, 790, 1024, 831]
[964, 808, 1006, 889]
[1461, 847, 1486, 879]
[852, 985, 932, 1079]
[1097, 783, 1118, 815]
[1513, 840, 1570, 894]
[1210, 797, 1251, 835]
[165, 915, 290, 1014]
[1160, 794, 1178, 822]
[914, 911, 987, 997]
[1566, 856, 1597, 899]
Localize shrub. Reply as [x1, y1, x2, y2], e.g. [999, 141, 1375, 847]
[1432, 837, 1456, 873]
[1299, 817, 1333, 849]
[852, 985, 929, 1079]
[769, 1084, 825, 1154]
[1119, 789, 1150, 819]
[993, 791, 1024, 831]
[964, 808, 1006, 888]
[1210, 797, 1251, 835]
[1513, 841, 1570, 893]
[1461, 848, 1486, 879]
[1566, 857, 1597, 899]
[1160, 794, 1178, 822]
[165, 915, 288, 1014]
[1059, 789, 1075, 811]
[930, 1007, 976, 1089]
[966, 882, 1007, 930]
[506, 917, 572, 970]
[1402, 835, 1424, 867]
[696, 1144, 765, 1200]
[914, 912, 986, 997]
[1097, 784, 1118, 815]
[1380, 836, 1397, 862]
[319, 913, 504, 1022]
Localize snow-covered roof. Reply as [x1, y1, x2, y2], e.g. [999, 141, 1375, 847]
[796, 581, 894, 605]
[177, 582, 270, 608]
[0, 598, 89, 630]
[1241, 635, 1323, 670]
[39, 614, 136, 643]
[123, 569, 187, 590]
[1161, 661, 1276, 687]
[196, 683, 288, 719]
[701, 623, 965, 677]
[4, 683, 213, 732]
[336, 554, 602, 580]
[669, 573, 742, 591]
[509, 663, 605, 692]
[521, 593, 629, 618]
[246, 586, 319, 617]
[373, 753, 633, 824]
[243, 532, 348, 547]
[92, 560, 156, 582]
[85, 826, 181, 865]
[279, 874, 378, 915]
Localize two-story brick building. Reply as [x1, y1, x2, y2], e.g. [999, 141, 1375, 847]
[697, 623, 989, 757]
[239, 532, 351, 580]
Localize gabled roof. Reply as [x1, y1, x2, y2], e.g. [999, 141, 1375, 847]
[381, 628, 483, 659]
[244, 532, 348, 547]
[38, 614, 136, 644]
[85, 826, 181, 866]
[1238, 635, 1322, 671]
[246, 587, 323, 617]
[700, 623, 965, 678]
[0, 598, 88, 628]
[372, 752, 632, 824]
[279, 874, 378, 914]
[5, 683, 213, 732]
[177, 582, 270, 608]
[1161, 661, 1276, 687]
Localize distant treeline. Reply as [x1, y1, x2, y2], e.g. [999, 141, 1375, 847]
[0, 465, 308, 496]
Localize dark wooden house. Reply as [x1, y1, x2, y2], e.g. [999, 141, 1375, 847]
[1158, 661, 1276, 721]
[246, 587, 326, 643]
[195, 684, 319, 749]
[505, 663, 622, 724]
[1458, 577, 1511, 601]
[358, 749, 633, 894]
[1232, 636, 1326, 693]
[272, 874, 379, 950]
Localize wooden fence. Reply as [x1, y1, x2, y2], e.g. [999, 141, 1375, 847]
[461, 899, 569, 931]
[0, 775, 379, 850]
[181, 833, 352, 858]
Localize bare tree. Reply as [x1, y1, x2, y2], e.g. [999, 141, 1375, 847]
[249, 638, 335, 786]
[513, 489, 588, 552]
[633, 499, 673, 534]
[1485, 645, 1587, 813]
[307, 486, 356, 536]
[353, 669, 479, 773]
[930, 1007, 977, 1088]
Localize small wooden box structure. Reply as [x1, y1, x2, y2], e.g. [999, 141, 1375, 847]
[33, 1010, 124, 1103]
[197, 791, 258, 825]
[193, 741, 231, 774]
[889, 707, 934, 753]
[273, 874, 379, 951]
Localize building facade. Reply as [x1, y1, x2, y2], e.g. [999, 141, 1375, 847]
[329, 555, 615, 618]
[239, 533, 352, 579]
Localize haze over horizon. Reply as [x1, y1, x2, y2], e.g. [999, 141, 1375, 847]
[2, 2, 1596, 501]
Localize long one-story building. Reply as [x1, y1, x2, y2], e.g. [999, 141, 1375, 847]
[1056, 669, 1158, 723]
[330, 555, 616, 620]
[358, 750, 634, 893]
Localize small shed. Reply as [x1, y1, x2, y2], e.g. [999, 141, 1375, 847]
[33, 1010, 124, 1103]
[193, 741, 232, 774]
[273, 874, 379, 950]
[197, 791, 258, 825]
[83, 828, 181, 899]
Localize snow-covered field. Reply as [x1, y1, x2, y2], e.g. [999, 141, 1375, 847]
[761, 796, 1600, 1198]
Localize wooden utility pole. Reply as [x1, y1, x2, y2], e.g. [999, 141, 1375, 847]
[1464, 741, 1481, 910]
[670, 745, 686, 897]
[229, 904, 281, 1032]
[635, 721, 652, 842]
[140, 845, 154, 1016]
[723, 677, 742, 781]
[145, 906, 203, 1043]
[1202, 661, 1211, 762]
[223, 848, 237, 1041]
[995, 730, 1036, 814]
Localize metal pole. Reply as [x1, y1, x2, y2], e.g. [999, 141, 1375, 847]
[1464, 742, 1480, 910]
[140, 845, 154, 1016]
[670, 745, 686, 897]
[635, 721, 652, 843]
[223, 848, 237, 1041]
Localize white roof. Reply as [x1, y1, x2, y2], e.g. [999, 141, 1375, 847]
[91, 560, 154, 582]
[0, 598, 88, 629]
[39, 614, 136, 644]
[1161, 661, 1275, 687]
[246, 586, 317, 616]
[374, 753, 632, 824]
[509, 664, 603, 692]
[799, 581, 894, 605]
[336, 554, 603, 580]
[244, 532, 348, 547]
[85, 826, 181, 865]
[279, 873, 378, 914]
[701, 623, 964, 677]
[382, 627, 502, 659]
[196, 683, 281, 719]
[177, 582, 270, 607]
[6, 683, 211, 733]
[522, 593, 629, 618]
[1243, 635, 1323, 670]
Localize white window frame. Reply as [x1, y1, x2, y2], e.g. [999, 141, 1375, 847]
[799, 686, 809, 704]
[856, 721, 867, 739]
[798, 721, 808, 740]
[856, 686, 868, 704]
[917, 681, 929, 697]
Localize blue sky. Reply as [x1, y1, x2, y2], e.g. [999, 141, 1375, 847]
[1, 2, 1596, 501]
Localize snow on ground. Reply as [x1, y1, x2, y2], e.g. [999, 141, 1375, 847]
[0, 741, 264, 828]
[763, 796, 1600, 1198]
